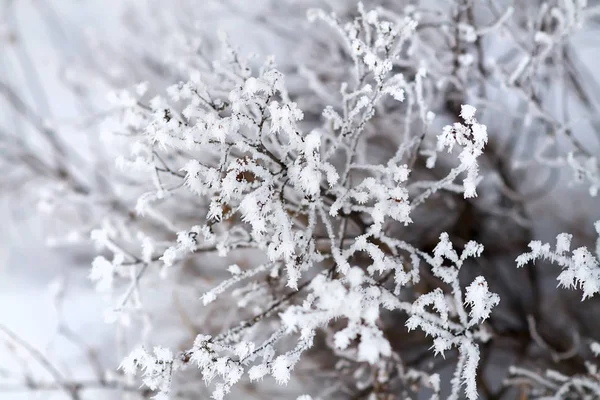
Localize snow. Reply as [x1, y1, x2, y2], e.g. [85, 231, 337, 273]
[465, 277, 501, 324]
[0, 220, 118, 399]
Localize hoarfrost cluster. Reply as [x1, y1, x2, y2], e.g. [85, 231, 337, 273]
[94, 6, 499, 398]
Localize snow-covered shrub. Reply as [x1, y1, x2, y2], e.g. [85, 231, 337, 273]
[2, 0, 600, 399]
[88, 5, 501, 398]
[509, 220, 600, 398]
